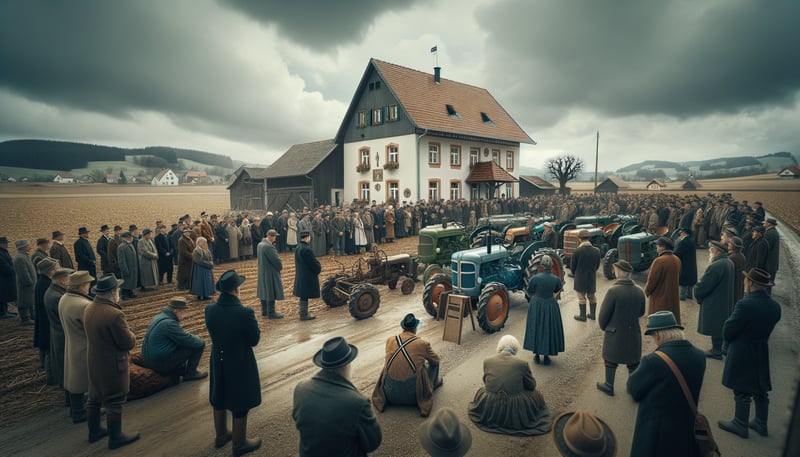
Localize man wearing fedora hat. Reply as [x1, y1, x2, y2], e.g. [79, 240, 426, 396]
[718, 268, 781, 439]
[107, 225, 123, 278]
[74, 227, 96, 279]
[727, 236, 747, 310]
[60, 270, 96, 424]
[372, 313, 442, 417]
[177, 228, 195, 290]
[137, 228, 158, 292]
[762, 217, 779, 290]
[644, 236, 682, 324]
[84, 274, 140, 449]
[14, 239, 37, 325]
[293, 230, 321, 321]
[418, 407, 472, 457]
[571, 229, 601, 322]
[256, 229, 284, 319]
[44, 267, 75, 393]
[745, 225, 768, 273]
[0, 236, 17, 319]
[205, 270, 261, 455]
[96, 225, 112, 276]
[673, 227, 697, 301]
[552, 410, 616, 457]
[117, 232, 139, 300]
[293, 336, 382, 456]
[49, 230, 74, 270]
[595, 259, 646, 396]
[628, 311, 706, 456]
[142, 298, 207, 381]
[32, 237, 51, 267]
[694, 240, 735, 360]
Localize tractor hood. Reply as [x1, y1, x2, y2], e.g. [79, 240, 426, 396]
[451, 245, 509, 264]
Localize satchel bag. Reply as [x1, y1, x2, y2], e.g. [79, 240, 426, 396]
[655, 351, 721, 457]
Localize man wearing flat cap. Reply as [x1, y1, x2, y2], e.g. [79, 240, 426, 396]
[627, 311, 706, 456]
[673, 227, 697, 301]
[32, 237, 51, 267]
[59, 270, 96, 424]
[49, 230, 74, 269]
[14, 239, 37, 325]
[45, 267, 75, 394]
[571, 229, 602, 321]
[293, 336, 382, 456]
[256, 229, 284, 319]
[373, 313, 442, 417]
[74, 227, 97, 279]
[293, 230, 321, 321]
[142, 298, 207, 381]
[644, 236, 682, 324]
[762, 217, 779, 290]
[0, 236, 17, 319]
[694, 240, 735, 360]
[718, 268, 781, 439]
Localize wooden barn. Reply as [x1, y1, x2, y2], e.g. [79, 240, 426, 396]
[227, 167, 269, 210]
[682, 177, 703, 190]
[519, 175, 557, 196]
[647, 179, 666, 190]
[595, 176, 629, 194]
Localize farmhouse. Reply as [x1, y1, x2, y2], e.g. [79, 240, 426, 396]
[682, 177, 703, 189]
[104, 173, 119, 184]
[595, 176, 629, 194]
[335, 59, 534, 203]
[151, 168, 179, 186]
[519, 175, 557, 196]
[778, 165, 800, 179]
[647, 179, 666, 190]
[53, 172, 74, 184]
[184, 170, 210, 184]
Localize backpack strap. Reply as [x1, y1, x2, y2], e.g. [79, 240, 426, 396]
[655, 350, 698, 417]
[385, 335, 419, 373]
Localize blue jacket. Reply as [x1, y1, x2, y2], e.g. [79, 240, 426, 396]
[142, 307, 204, 371]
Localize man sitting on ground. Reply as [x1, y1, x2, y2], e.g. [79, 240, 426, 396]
[141, 297, 207, 381]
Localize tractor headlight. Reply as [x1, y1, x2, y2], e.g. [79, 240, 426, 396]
[477, 277, 482, 285]
[436, 247, 441, 253]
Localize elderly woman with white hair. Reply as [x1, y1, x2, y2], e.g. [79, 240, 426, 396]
[523, 255, 565, 365]
[468, 335, 551, 436]
[191, 237, 215, 300]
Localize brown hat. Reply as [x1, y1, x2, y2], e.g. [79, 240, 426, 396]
[36, 238, 49, 246]
[709, 240, 727, 252]
[613, 259, 633, 273]
[52, 268, 74, 280]
[169, 297, 188, 309]
[655, 236, 674, 249]
[418, 407, 472, 457]
[67, 270, 95, 286]
[577, 229, 591, 239]
[743, 268, 774, 286]
[266, 229, 279, 237]
[552, 410, 617, 457]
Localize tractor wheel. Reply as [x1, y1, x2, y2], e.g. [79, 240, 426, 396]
[400, 277, 415, 295]
[525, 249, 566, 300]
[603, 248, 619, 280]
[422, 264, 444, 284]
[387, 278, 398, 290]
[422, 273, 452, 317]
[348, 283, 380, 319]
[476, 282, 510, 334]
[321, 276, 347, 308]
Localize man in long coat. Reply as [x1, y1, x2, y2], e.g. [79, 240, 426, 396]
[256, 229, 285, 319]
[694, 240, 735, 360]
[84, 274, 139, 449]
[45, 268, 73, 400]
[311, 212, 327, 256]
[96, 225, 112, 276]
[154, 225, 174, 285]
[136, 229, 158, 290]
[762, 217, 779, 287]
[384, 205, 396, 242]
[49, 230, 75, 269]
[644, 236, 682, 324]
[627, 311, 706, 457]
[74, 227, 96, 278]
[0, 236, 17, 319]
[14, 239, 37, 324]
[745, 225, 768, 271]
[117, 232, 138, 300]
[718, 267, 781, 439]
[293, 231, 321, 321]
[177, 228, 195, 290]
[226, 220, 241, 260]
[570, 230, 601, 321]
[596, 260, 646, 396]
[205, 270, 261, 454]
[59, 270, 95, 424]
[673, 227, 697, 300]
[107, 225, 123, 278]
[727, 237, 747, 310]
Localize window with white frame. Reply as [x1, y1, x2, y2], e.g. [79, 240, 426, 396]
[492, 149, 500, 165]
[506, 151, 514, 170]
[429, 180, 440, 201]
[372, 108, 382, 125]
[360, 148, 370, 165]
[505, 183, 514, 198]
[450, 145, 461, 167]
[471, 184, 479, 200]
[388, 105, 398, 122]
[357, 111, 366, 128]
[388, 181, 399, 201]
[450, 181, 461, 200]
[428, 143, 440, 165]
[360, 182, 370, 201]
[387, 145, 398, 163]
[469, 148, 479, 167]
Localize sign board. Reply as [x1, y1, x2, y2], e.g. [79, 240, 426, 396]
[442, 294, 475, 345]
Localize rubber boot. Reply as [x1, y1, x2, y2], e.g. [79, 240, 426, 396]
[718, 396, 750, 439]
[213, 410, 232, 448]
[64, 389, 71, 407]
[574, 304, 587, 322]
[299, 300, 315, 321]
[587, 303, 597, 320]
[267, 300, 284, 319]
[260, 300, 268, 317]
[87, 407, 108, 443]
[596, 366, 616, 396]
[231, 416, 261, 456]
[107, 414, 140, 449]
[749, 396, 769, 437]
[70, 393, 87, 424]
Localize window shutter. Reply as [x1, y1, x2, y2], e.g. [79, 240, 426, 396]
[382, 106, 388, 124]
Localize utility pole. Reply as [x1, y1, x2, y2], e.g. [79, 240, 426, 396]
[593, 131, 599, 194]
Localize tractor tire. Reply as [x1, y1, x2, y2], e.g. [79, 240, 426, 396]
[603, 248, 619, 280]
[387, 278, 398, 290]
[321, 276, 347, 308]
[422, 264, 444, 284]
[525, 249, 566, 300]
[476, 282, 510, 334]
[348, 283, 380, 319]
[422, 273, 452, 318]
[400, 277, 415, 295]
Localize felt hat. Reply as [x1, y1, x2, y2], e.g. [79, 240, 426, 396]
[678, 226, 692, 235]
[709, 240, 727, 252]
[644, 311, 684, 335]
[36, 238, 49, 246]
[78, 227, 90, 235]
[613, 259, 633, 273]
[655, 236, 674, 249]
[743, 268, 774, 286]
[52, 230, 64, 239]
[552, 410, 616, 457]
[266, 229, 279, 237]
[113, 225, 123, 231]
[764, 217, 778, 226]
[52, 268, 74, 280]
[0, 236, 7, 244]
[215, 269, 246, 292]
[730, 236, 744, 250]
[67, 270, 95, 286]
[312, 336, 358, 369]
[142, 228, 152, 235]
[299, 231, 311, 238]
[15, 239, 29, 249]
[169, 297, 188, 309]
[100, 224, 110, 232]
[723, 227, 738, 237]
[577, 229, 591, 239]
[129, 224, 138, 231]
[121, 231, 133, 238]
[401, 313, 420, 331]
[751, 225, 765, 233]
[418, 408, 472, 457]
[36, 257, 58, 274]
[92, 274, 124, 294]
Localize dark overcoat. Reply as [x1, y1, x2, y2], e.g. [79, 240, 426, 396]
[722, 290, 781, 393]
[0, 247, 17, 303]
[107, 236, 121, 275]
[597, 278, 646, 364]
[117, 241, 138, 290]
[293, 369, 382, 457]
[154, 233, 173, 276]
[177, 235, 195, 286]
[694, 254, 734, 337]
[673, 235, 697, 286]
[44, 283, 68, 387]
[627, 340, 706, 457]
[293, 241, 321, 299]
[256, 239, 284, 302]
[763, 226, 779, 277]
[570, 243, 601, 293]
[728, 251, 746, 310]
[74, 237, 96, 277]
[84, 296, 136, 400]
[205, 292, 261, 412]
[96, 235, 110, 275]
[49, 241, 74, 269]
[33, 274, 51, 350]
[745, 236, 768, 271]
[643, 251, 682, 323]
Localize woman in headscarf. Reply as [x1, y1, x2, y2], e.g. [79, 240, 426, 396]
[238, 219, 253, 260]
[523, 255, 565, 365]
[191, 237, 215, 300]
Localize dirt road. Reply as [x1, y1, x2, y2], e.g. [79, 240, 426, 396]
[1, 225, 798, 457]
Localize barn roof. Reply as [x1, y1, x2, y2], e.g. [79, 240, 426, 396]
[264, 139, 337, 178]
[597, 175, 630, 189]
[648, 179, 666, 187]
[520, 175, 556, 189]
[683, 177, 703, 189]
[465, 161, 519, 184]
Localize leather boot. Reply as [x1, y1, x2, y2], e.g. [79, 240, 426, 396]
[267, 300, 284, 319]
[587, 303, 597, 320]
[213, 410, 232, 448]
[107, 414, 140, 449]
[299, 300, 315, 321]
[596, 366, 616, 396]
[70, 393, 87, 424]
[87, 407, 108, 443]
[574, 304, 587, 322]
[749, 395, 769, 437]
[260, 300, 268, 317]
[718, 396, 750, 438]
[231, 416, 261, 456]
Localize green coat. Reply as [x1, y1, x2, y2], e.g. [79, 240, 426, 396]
[694, 254, 734, 337]
[256, 239, 284, 302]
[598, 278, 646, 364]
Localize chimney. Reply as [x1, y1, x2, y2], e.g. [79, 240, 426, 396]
[434, 66, 441, 84]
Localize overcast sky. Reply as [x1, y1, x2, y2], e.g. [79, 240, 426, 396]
[1, 0, 798, 172]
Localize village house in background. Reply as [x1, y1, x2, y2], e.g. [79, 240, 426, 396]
[778, 165, 800, 179]
[151, 168, 179, 186]
[594, 175, 629, 194]
[53, 172, 74, 184]
[519, 175, 558, 197]
[105, 173, 120, 184]
[184, 170, 211, 185]
[682, 177, 703, 190]
[646, 179, 666, 191]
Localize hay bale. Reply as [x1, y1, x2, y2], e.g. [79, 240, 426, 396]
[128, 351, 180, 400]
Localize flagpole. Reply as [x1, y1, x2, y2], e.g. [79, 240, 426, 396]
[431, 44, 438, 66]
[594, 131, 599, 194]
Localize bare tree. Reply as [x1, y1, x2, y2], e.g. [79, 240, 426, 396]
[546, 155, 584, 193]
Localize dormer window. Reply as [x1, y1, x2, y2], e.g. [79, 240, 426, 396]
[481, 112, 495, 126]
[446, 104, 462, 118]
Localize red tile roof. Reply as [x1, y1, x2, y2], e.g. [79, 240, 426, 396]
[465, 161, 519, 183]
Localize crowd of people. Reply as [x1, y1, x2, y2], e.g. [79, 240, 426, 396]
[0, 190, 786, 455]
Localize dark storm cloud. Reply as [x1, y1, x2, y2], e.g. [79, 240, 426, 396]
[220, 0, 423, 50]
[477, 0, 800, 122]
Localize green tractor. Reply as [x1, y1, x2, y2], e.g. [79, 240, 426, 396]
[417, 221, 471, 284]
[602, 231, 660, 279]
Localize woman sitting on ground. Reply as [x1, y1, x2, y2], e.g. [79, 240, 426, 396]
[468, 335, 551, 436]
